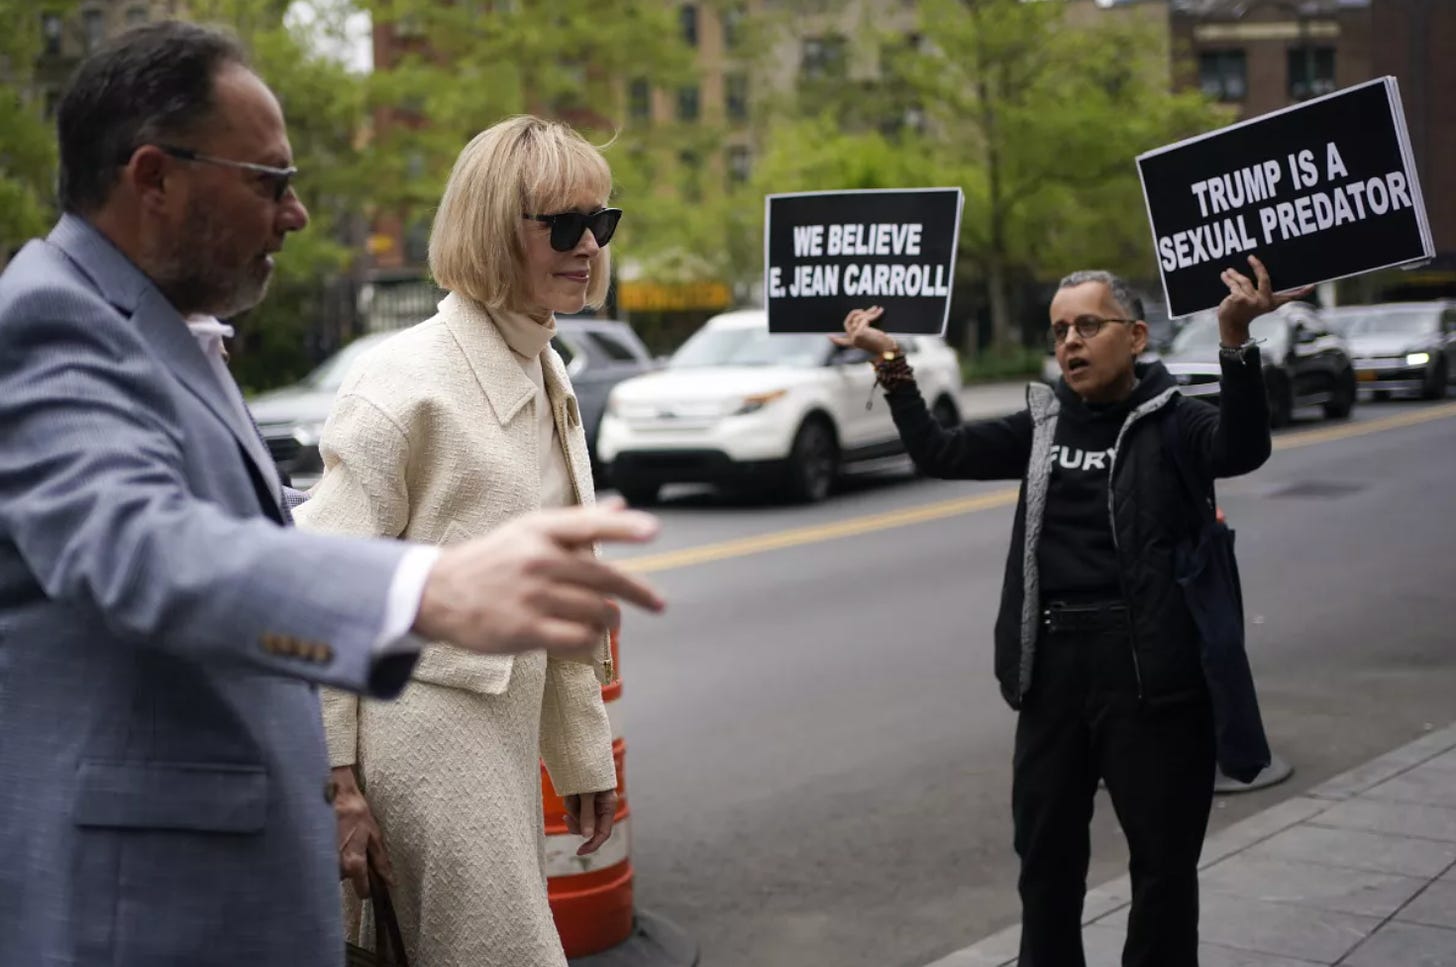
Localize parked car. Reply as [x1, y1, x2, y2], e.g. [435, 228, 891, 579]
[596, 308, 964, 504]
[249, 331, 395, 488]
[1161, 302, 1357, 427]
[248, 317, 654, 487]
[1318, 304, 1368, 337]
[1337, 301, 1456, 400]
[550, 316, 659, 465]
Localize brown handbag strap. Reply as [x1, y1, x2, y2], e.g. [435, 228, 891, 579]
[368, 863, 410, 967]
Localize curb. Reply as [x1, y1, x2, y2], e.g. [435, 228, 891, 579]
[568, 910, 699, 967]
[919, 722, 1456, 967]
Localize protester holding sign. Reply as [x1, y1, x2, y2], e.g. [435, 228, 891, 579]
[831, 256, 1307, 966]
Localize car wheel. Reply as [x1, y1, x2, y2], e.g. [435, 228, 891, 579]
[1422, 358, 1448, 400]
[1324, 369, 1356, 419]
[614, 476, 660, 506]
[1266, 373, 1294, 428]
[931, 395, 961, 429]
[784, 417, 838, 503]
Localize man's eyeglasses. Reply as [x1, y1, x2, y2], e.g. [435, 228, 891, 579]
[522, 208, 623, 252]
[154, 145, 298, 202]
[1049, 315, 1136, 347]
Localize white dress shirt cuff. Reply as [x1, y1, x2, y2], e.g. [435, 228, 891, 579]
[374, 545, 441, 656]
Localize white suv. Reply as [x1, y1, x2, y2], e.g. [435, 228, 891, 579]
[597, 308, 963, 504]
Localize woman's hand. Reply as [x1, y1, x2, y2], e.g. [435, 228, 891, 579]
[332, 765, 394, 899]
[830, 305, 899, 356]
[1217, 255, 1314, 347]
[564, 789, 617, 856]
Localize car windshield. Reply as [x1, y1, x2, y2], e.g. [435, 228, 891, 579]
[1170, 313, 1286, 357]
[669, 325, 829, 368]
[1170, 313, 1222, 354]
[307, 335, 389, 391]
[1344, 309, 1439, 337]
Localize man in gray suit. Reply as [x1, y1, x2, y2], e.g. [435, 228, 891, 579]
[0, 21, 664, 966]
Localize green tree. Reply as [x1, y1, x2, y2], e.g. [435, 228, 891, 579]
[0, 1, 75, 262]
[187, 0, 374, 391]
[890, 0, 1229, 352]
[359, 0, 697, 248]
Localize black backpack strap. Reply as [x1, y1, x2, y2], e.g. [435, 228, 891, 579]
[1160, 397, 1217, 526]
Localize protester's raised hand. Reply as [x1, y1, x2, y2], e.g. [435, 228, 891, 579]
[1217, 255, 1315, 345]
[830, 305, 898, 356]
[414, 500, 664, 657]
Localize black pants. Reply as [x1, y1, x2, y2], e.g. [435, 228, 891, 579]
[1013, 605, 1215, 967]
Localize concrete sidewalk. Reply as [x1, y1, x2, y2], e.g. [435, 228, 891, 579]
[926, 722, 1456, 967]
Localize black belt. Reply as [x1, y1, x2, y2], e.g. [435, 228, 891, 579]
[1041, 599, 1129, 634]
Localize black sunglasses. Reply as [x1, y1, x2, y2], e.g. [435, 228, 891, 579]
[522, 207, 622, 252]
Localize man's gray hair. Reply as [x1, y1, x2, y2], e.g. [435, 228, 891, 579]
[1058, 270, 1144, 321]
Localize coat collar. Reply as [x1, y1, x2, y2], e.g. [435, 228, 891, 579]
[48, 212, 153, 316]
[47, 214, 281, 503]
[438, 292, 579, 426]
[439, 292, 537, 426]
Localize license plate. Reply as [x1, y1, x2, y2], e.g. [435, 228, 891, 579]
[1357, 370, 1377, 382]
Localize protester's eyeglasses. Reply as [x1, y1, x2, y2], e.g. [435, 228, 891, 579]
[1050, 315, 1136, 347]
[154, 145, 299, 202]
[522, 208, 623, 252]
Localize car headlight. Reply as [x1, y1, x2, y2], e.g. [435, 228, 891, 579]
[1406, 351, 1431, 367]
[734, 389, 788, 415]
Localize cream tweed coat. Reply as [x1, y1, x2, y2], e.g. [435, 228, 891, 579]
[294, 292, 616, 967]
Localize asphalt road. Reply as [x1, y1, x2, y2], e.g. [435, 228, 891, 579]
[600, 396, 1456, 967]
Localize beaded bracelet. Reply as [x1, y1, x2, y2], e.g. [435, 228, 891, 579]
[872, 354, 915, 392]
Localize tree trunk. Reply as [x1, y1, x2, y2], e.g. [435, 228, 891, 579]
[986, 251, 1015, 349]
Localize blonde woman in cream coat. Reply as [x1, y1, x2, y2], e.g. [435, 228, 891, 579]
[294, 116, 627, 967]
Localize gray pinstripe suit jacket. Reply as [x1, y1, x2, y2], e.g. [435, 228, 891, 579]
[0, 215, 419, 966]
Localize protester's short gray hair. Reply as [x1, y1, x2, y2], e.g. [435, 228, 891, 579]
[1058, 270, 1144, 321]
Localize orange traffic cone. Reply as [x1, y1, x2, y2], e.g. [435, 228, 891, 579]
[541, 631, 698, 965]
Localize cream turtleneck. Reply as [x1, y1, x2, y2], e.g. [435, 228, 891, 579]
[487, 307, 574, 510]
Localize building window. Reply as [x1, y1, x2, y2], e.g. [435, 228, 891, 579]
[679, 5, 698, 47]
[41, 13, 63, 55]
[725, 73, 748, 122]
[678, 150, 701, 202]
[1198, 49, 1246, 102]
[1288, 46, 1335, 101]
[394, 13, 426, 39]
[628, 79, 651, 122]
[676, 85, 699, 122]
[404, 216, 431, 265]
[82, 9, 106, 52]
[727, 145, 751, 187]
[721, 4, 744, 49]
[801, 35, 847, 81]
[126, 5, 149, 26]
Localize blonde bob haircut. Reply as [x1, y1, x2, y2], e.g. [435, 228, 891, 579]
[429, 115, 613, 312]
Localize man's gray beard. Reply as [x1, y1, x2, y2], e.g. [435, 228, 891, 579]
[152, 201, 272, 319]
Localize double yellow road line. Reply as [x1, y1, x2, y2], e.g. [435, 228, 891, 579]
[619, 401, 1456, 576]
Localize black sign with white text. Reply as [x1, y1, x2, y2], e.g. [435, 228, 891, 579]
[764, 188, 964, 334]
[1139, 77, 1434, 317]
